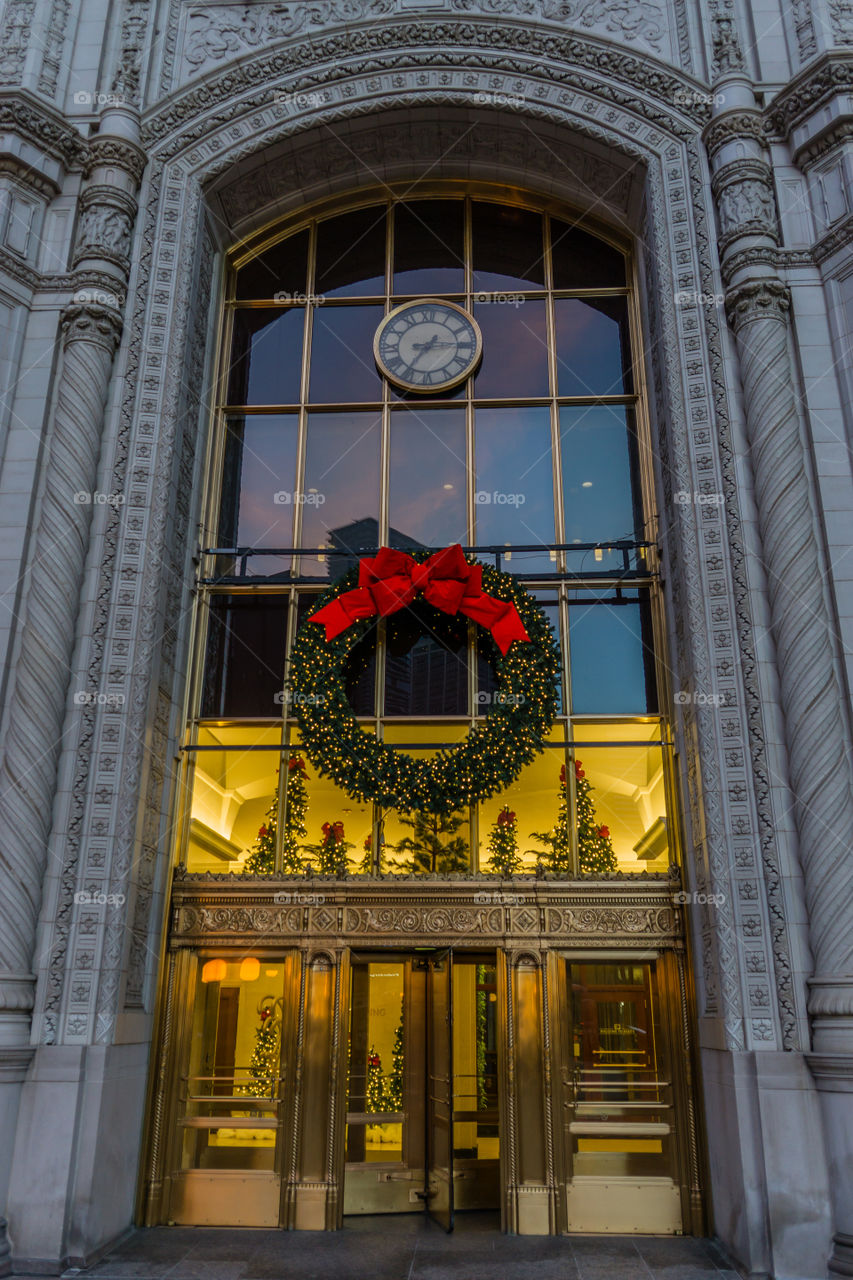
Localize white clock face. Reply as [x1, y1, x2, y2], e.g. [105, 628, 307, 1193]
[374, 299, 483, 393]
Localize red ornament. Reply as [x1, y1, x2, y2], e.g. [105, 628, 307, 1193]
[258, 824, 268, 838]
[598, 825, 610, 839]
[259, 1007, 271, 1022]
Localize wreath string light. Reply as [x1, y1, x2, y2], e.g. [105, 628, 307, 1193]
[288, 545, 561, 814]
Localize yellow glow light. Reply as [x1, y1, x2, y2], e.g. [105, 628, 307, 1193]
[201, 959, 227, 983]
[240, 957, 261, 981]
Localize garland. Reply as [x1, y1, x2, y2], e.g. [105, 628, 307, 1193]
[289, 549, 560, 814]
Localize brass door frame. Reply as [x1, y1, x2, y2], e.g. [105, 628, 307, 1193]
[425, 948, 454, 1232]
[548, 947, 703, 1236]
[340, 948, 500, 1226]
[138, 912, 703, 1236]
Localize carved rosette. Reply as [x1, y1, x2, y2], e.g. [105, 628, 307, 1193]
[725, 276, 853, 1005]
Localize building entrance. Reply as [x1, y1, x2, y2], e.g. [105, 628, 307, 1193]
[343, 952, 500, 1228]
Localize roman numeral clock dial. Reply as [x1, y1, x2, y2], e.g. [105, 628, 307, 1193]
[374, 299, 483, 393]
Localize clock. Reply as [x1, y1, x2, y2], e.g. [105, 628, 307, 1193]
[373, 299, 483, 393]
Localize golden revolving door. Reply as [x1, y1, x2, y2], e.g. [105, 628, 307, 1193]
[343, 952, 500, 1226]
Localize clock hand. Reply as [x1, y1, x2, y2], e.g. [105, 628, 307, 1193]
[411, 340, 455, 349]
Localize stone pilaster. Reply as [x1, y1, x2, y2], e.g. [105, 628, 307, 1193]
[0, 105, 144, 1259]
[707, 75, 853, 1278]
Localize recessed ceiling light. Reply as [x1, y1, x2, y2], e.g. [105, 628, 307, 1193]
[443, 483, 454, 490]
[581, 481, 593, 488]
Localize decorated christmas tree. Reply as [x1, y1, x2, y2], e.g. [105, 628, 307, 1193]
[357, 828, 389, 875]
[394, 810, 469, 874]
[530, 761, 617, 876]
[243, 754, 309, 875]
[485, 806, 523, 875]
[575, 759, 617, 874]
[305, 820, 353, 875]
[366, 1046, 386, 1113]
[384, 1015, 404, 1112]
[237, 1004, 280, 1099]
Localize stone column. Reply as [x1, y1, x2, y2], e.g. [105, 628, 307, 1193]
[0, 108, 144, 1269]
[707, 77, 853, 1277]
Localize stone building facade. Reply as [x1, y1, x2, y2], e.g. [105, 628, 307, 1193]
[0, 2, 852, 1277]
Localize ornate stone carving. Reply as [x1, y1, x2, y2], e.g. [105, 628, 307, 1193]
[154, 18, 696, 145]
[789, 0, 817, 60]
[452, 0, 666, 48]
[766, 52, 853, 139]
[37, 0, 73, 97]
[112, 0, 150, 105]
[169, 881, 681, 949]
[49, 46, 791, 1067]
[179, 0, 666, 83]
[0, 297, 122, 1016]
[0, 0, 34, 84]
[710, 2, 745, 76]
[0, 95, 87, 169]
[0, 153, 60, 200]
[703, 111, 764, 158]
[84, 137, 148, 186]
[712, 161, 778, 247]
[814, 209, 853, 263]
[724, 276, 853, 999]
[73, 191, 136, 270]
[829, 0, 853, 44]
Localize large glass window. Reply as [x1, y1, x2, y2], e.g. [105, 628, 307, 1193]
[185, 193, 674, 880]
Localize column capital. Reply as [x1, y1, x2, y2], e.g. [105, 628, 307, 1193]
[60, 299, 123, 354]
[724, 277, 790, 332]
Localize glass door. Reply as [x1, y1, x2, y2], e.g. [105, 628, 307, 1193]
[166, 952, 296, 1227]
[558, 958, 683, 1234]
[425, 949, 453, 1232]
[343, 951, 499, 1224]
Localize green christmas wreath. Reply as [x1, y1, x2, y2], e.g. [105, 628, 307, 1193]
[288, 546, 560, 814]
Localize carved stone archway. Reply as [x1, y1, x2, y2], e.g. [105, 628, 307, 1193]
[4, 20, 830, 1275]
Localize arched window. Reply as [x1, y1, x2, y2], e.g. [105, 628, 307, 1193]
[182, 192, 675, 878]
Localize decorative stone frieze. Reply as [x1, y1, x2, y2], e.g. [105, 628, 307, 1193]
[176, 0, 671, 88]
[169, 876, 683, 951]
[83, 135, 148, 186]
[814, 209, 853, 262]
[703, 110, 765, 157]
[0, 92, 87, 169]
[711, 159, 778, 249]
[72, 186, 138, 272]
[766, 52, 853, 140]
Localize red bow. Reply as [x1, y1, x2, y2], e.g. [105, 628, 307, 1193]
[288, 755, 307, 776]
[309, 544, 530, 656]
[322, 821, 344, 843]
[497, 807, 516, 826]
